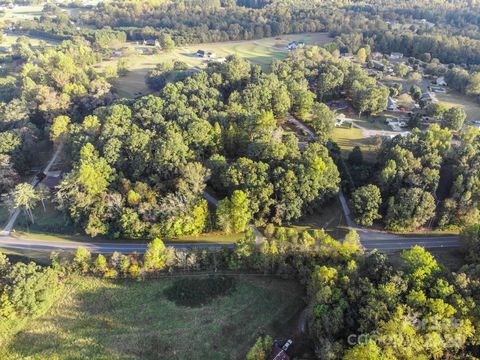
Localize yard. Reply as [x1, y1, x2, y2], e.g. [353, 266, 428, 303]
[436, 91, 480, 121]
[331, 126, 379, 162]
[0, 5, 43, 20]
[0, 274, 305, 360]
[104, 32, 332, 98]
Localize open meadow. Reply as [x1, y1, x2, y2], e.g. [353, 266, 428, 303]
[0, 274, 305, 360]
[436, 91, 480, 121]
[106, 32, 332, 98]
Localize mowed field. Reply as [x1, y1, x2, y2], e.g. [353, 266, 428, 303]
[0, 5, 43, 20]
[106, 32, 332, 98]
[1, 275, 305, 360]
[436, 91, 480, 121]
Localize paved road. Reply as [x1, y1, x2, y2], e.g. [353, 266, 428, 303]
[286, 114, 316, 139]
[288, 115, 460, 251]
[0, 235, 233, 253]
[0, 117, 459, 254]
[362, 236, 459, 251]
[0, 143, 64, 236]
[0, 233, 459, 254]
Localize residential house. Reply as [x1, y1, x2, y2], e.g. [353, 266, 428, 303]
[436, 76, 447, 86]
[421, 92, 437, 102]
[341, 52, 354, 59]
[372, 61, 385, 71]
[387, 97, 399, 111]
[390, 52, 404, 60]
[287, 41, 305, 51]
[143, 39, 160, 47]
[267, 340, 292, 360]
[335, 113, 346, 127]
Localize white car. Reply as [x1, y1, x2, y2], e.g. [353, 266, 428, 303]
[282, 339, 293, 351]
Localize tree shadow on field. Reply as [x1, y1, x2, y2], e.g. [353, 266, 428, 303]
[6, 276, 307, 360]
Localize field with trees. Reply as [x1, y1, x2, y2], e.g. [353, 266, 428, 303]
[102, 32, 332, 97]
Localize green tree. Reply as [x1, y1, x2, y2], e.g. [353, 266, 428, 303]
[394, 63, 409, 77]
[467, 72, 480, 95]
[356, 47, 367, 64]
[246, 335, 273, 360]
[50, 115, 71, 143]
[351, 184, 382, 226]
[460, 223, 480, 263]
[441, 107, 466, 131]
[74, 246, 92, 273]
[159, 33, 175, 51]
[348, 146, 363, 165]
[343, 340, 383, 360]
[216, 190, 252, 234]
[385, 188, 436, 231]
[143, 238, 169, 271]
[343, 229, 362, 253]
[93, 254, 108, 274]
[401, 246, 440, 288]
[310, 102, 337, 142]
[10, 183, 40, 224]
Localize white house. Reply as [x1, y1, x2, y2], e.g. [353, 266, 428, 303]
[387, 97, 398, 111]
[287, 41, 305, 51]
[335, 113, 346, 127]
[436, 76, 447, 86]
[390, 52, 404, 60]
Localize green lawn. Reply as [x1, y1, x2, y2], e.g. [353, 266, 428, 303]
[436, 91, 480, 121]
[331, 126, 378, 162]
[1, 274, 304, 360]
[104, 32, 332, 98]
[0, 5, 43, 20]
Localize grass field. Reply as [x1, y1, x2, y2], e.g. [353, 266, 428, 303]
[436, 91, 480, 121]
[1, 33, 59, 48]
[105, 32, 332, 98]
[0, 5, 43, 20]
[1, 274, 305, 360]
[331, 126, 378, 162]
